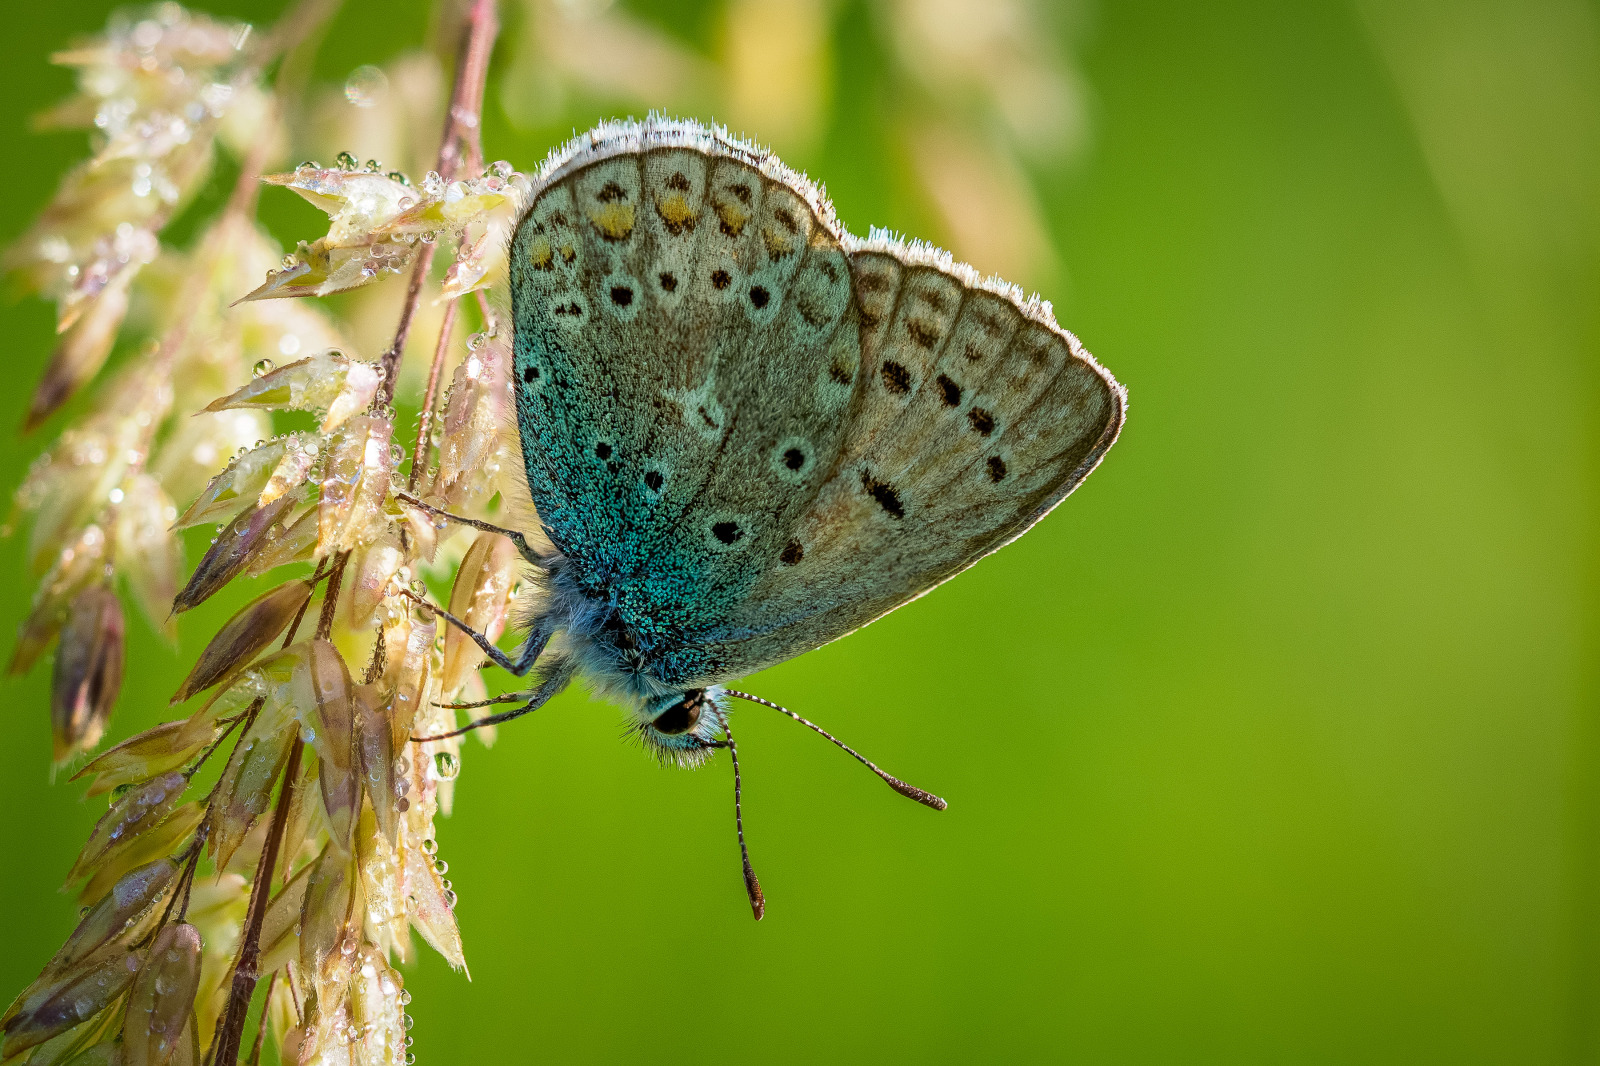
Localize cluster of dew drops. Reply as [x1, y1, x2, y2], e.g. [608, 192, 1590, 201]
[275, 152, 521, 269]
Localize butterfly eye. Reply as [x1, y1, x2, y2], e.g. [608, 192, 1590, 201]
[652, 698, 701, 736]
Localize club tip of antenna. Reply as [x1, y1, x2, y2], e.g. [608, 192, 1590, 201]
[743, 862, 765, 920]
[886, 776, 949, 811]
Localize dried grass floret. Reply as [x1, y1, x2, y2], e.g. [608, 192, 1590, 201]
[51, 586, 126, 761]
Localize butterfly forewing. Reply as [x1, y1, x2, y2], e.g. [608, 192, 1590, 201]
[510, 120, 1123, 688]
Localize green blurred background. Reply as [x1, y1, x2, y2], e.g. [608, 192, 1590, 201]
[2, 0, 1598, 1062]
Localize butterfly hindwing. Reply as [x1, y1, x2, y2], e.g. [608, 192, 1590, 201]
[510, 128, 862, 680]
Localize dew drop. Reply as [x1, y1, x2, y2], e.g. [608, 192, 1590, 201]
[252, 358, 275, 377]
[342, 63, 388, 109]
[433, 751, 460, 780]
[420, 838, 437, 856]
[335, 151, 359, 170]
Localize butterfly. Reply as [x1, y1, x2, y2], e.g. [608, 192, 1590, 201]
[404, 117, 1125, 917]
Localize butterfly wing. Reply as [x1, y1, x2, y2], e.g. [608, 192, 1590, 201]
[696, 237, 1125, 678]
[510, 119, 1124, 688]
[509, 121, 869, 681]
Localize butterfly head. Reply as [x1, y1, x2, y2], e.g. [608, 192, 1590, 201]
[635, 687, 727, 767]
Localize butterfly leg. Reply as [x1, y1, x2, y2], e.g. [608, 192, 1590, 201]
[413, 655, 576, 742]
[438, 691, 536, 710]
[393, 489, 546, 567]
[398, 587, 553, 677]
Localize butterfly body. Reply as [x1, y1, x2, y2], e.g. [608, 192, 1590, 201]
[504, 118, 1125, 760]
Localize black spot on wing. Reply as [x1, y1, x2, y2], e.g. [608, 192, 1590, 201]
[968, 407, 995, 436]
[861, 471, 904, 519]
[936, 374, 962, 406]
[880, 361, 911, 394]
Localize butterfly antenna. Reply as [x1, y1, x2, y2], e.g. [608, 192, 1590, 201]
[722, 720, 765, 920]
[724, 689, 948, 811]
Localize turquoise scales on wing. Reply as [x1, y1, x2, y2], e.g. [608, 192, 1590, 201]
[504, 117, 1125, 759]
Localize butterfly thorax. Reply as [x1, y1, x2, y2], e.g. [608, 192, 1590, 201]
[535, 543, 727, 688]
[528, 553, 730, 764]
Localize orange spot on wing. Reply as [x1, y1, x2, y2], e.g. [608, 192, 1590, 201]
[528, 237, 554, 270]
[587, 203, 635, 241]
[656, 193, 699, 235]
[716, 201, 749, 238]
